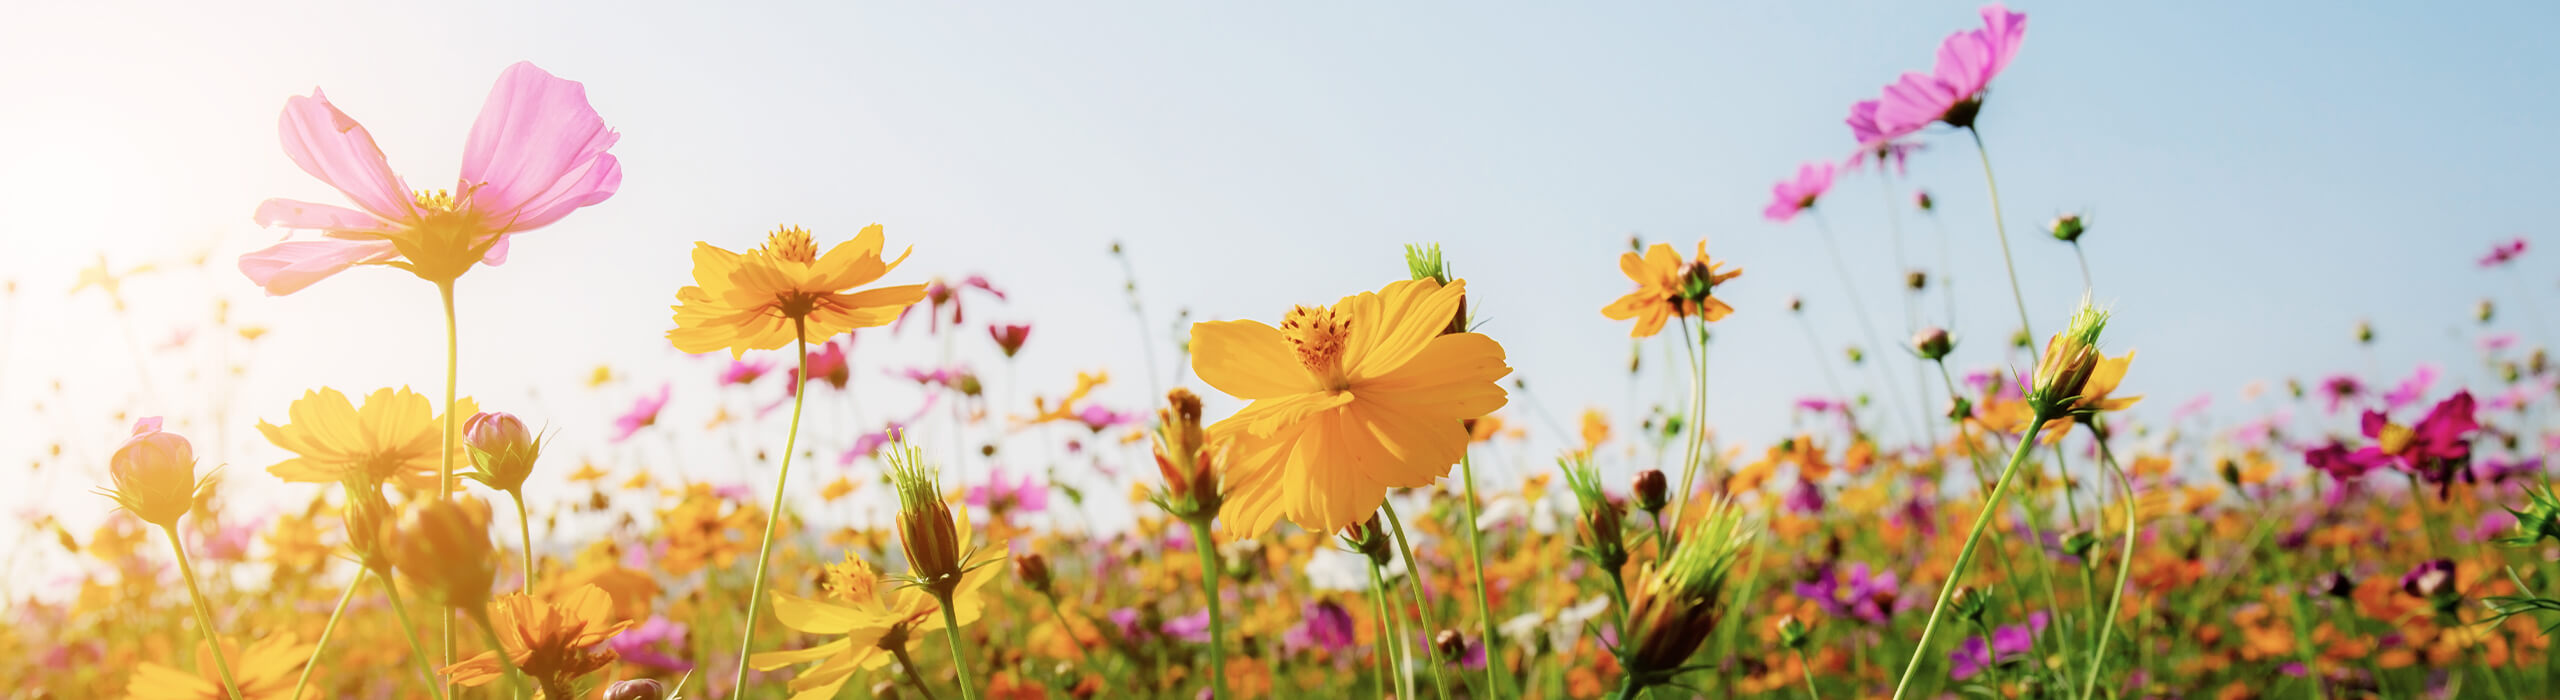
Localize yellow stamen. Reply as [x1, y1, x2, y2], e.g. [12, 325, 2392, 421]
[1280, 304, 1350, 388]
[2377, 423, 2415, 456]
[764, 226, 820, 264]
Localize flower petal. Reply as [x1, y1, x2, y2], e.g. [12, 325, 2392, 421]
[277, 89, 413, 221]
[459, 62, 621, 233]
[1190, 320, 1314, 400]
[238, 239, 399, 296]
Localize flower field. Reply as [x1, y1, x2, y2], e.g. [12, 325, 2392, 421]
[9, 4, 2560, 700]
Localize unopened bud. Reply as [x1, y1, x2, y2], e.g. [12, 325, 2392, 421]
[391, 496, 498, 610]
[2401, 559, 2457, 602]
[2480, 299, 2497, 324]
[989, 323, 1032, 358]
[1912, 327, 1953, 361]
[1632, 469, 1669, 515]
[1906, 270, 1928, 291]
[2061, 529, 2100, 560]
[604, 679, 667, 700]
[1776, 615, 1810, 650]
[1846, 346, 1865, 365]
[1951, 586, 1990, 624]
[104, 417, 199, 528]
[1017, 552, 1054, 595]
[885, 439, 967, 599]
[2356, 320, 2374, 345]
[2048, 213, 2086, 242]
[1434, 629, 1466, 661]
[1946, 396, 1974, 422]
[1914, 190, 1934, 212]
[462, 411, 540, 493]
[2313, 570, 2356, 599]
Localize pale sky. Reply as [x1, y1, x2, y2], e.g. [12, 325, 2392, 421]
[3, 1, 2556, 577]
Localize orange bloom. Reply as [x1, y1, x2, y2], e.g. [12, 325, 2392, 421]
[257, 387, 477, 493]
[1192, 278, 1510, 534]
[125, 634, 312, 700]
[1602, 240, 1740, 337]
[446, 584, 636, 693]
[668, 224, 927, 358]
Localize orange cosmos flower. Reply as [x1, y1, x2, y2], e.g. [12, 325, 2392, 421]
[125, 633, 313, 700]
[445, 584, 636, 696]
[1602, 239, 1741, 338]
[257, 387, 477, 493]
[1192, 277, 1510, 535]
[668, 224, 928, 358]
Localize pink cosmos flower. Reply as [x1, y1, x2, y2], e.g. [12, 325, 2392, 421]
[965, 467, 1050, 514]
[612, 383, 671, 442]
[784, 339, 852, 396]
[2382, 364, 2440, 412]
[608, 616, 693, 671]
[2481, 237, 2528, 268]
[241, 62, 621, 295]
[1075, 403, 1143, 432]
[989, 323, 1032, 358]
[2481, 332, 2520, 353]
[1763, 161, 1835, 223]
[719, 357, 776, 387]
[1874, 4, 2028, 135]
[1843, 99, 1923, 174]
[896, 274, 1008, 334]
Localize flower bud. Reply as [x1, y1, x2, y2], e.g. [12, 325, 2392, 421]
[1788, 296, 1804, 314]
[1845, 345, 1865, 365]
[462, 411, 540, 493]
[1906, 270, 1928, 292]
[2480, 299, 2497, 324]
[1632, 469, 1669, 515]
[2048, 213, 2086, 242]
[1914, 190, 1934, 212]
[1434, 629, 1466, 662]
[2313, 570, 2356, 599]
[1340, 515, 1394, 568]
[1559, 456, 1627, 572]
[103, 417, 199, 528]
[885, 439, 968, 599]
[1912, 327, 1953, 361]
[604, 679, 667, 700]
[1947, 396, 1974, 422]
[1151, 389, 1221, 520]
[2401, 559, 2458, 603]
[989, 323, 1032, 358]
[1622, 499, 1751, 687]
[1776, 615, 1810, 650]
[1951, 586, 1991, 624]
[342, 477, 396, 574]
[2356, 320, 2374, 345]
[1017, 551, 1055, 596]
[391, 496, 498, 610]
[2030, 300, 2111, 419]
[871, 680, 904, 700]
[2061, 529, 2099, 561]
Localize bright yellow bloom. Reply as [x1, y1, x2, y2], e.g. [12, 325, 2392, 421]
[821, 475, 857, 502]
[668, 224, 927, 358]
[125, 633, 311, 700]
[751, 513, 1003, 700]
[1602, 240, 1740, 338]
[1193, 278, 1511, 535]
[2040, 349, 2141, 439]
[257, 387, 477, 493]
[1021, 370, 1110, 425]
[1579, 408, 1611, 457]
[445, 584, 636, 693]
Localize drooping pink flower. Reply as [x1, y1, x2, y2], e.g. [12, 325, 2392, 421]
[989, 323, 1032, 358]
[966, 467, 1051, 515]
[612, 383, 671, 442]
[2317, 374, 2365, 415]
[1763, 161, 1836, 223]
[785, 339, 851, 396]
[1874, 4, 2028, 135]
[896, 274, 1009, 334]
[1075, 404, 1143, 433]
[1843, 99, 1923, 174]
[2480, 237, 2528, 268]
[242, 62, 620, 295]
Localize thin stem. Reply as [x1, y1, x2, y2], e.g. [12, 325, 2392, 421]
[1039, 592, 1088, 661]
[1381, 500, 1454, 700]
[1810, 209, 1924, 443]
[1186, 518, 1232, 699]
[2077, 427, 2139, 700]
[380, 577, 450, 700]
[1371, 560, 1413, 700]
[733, 319, 812, 694]
[1457, 451, 1512, 699]
[290, 567, 368, 700]
[467, 607, 531, 698]
[510, 490, 535, 591]
[1969, 619, 2006, 694]
[1667, 318, 1711, 540]
[891, 644, 947, 700]
[2071, 242, 2094, 296]
[1967, 127, 2036, 363]
[435, 279, 461, 700]
[1890, 418, 2049, 700]
[1794, 646, 1824, 700]
[164, 524, 245, 700]
[939, 594, 981, 700]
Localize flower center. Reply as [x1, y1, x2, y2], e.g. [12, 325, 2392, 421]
[764, 226, 820, 264]
[2377, 423, 2415, 455]
[1280, 304, 1351, 389]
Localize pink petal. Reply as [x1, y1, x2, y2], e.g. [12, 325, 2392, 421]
[1875, 72, 1957, 135]
[1932, 30, 1994, 98]
[459, 62, 622, 234]
[238, 239, 399, 296]
[278, 90, 414, 221]
[132, 417, 164, 435]
[253, 198, 390, 234]
[482, 234, 512, 266]
[1978, 4, 2028, 79]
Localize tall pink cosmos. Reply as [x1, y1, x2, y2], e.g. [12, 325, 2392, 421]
[1763, 161, 1836, 222]
[1873, 4, 2028, 135]
[241, 61, 622, 295]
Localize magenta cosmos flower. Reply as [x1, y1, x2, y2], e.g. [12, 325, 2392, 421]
[1763, 160, 1835, 222]
[241, 61, 621, 295]
[2481, 237, 2528, 268]
[1874, 4, 2028, 135]
[611, 383, 672, 442]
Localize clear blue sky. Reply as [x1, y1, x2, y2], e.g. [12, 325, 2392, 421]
[2, 1, 2556, 554]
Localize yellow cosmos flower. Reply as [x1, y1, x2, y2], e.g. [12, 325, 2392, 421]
[445, 584, 636, 694]
[1602, 240, 1740, 338]
[751, 514, 1003, 700]
[668, 224, 928, 358]
[258, 387, 477, 492]
[125, 633, 312, 700]
[1192, 277, 1511, 535]
[2040, 349, 2141, 440]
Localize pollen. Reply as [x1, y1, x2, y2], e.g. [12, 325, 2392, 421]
[1280, 304, 1351, 384]
[764, 226, 820, 264]
[413, 188, 460, 213]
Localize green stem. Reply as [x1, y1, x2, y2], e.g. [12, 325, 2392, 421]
[380, 577, 450, 700]
[2077, 429, 2139, 700]
[290, 567, 368, 700]
[164, 525, 245, 700]
[1966, 126, 2036, 363]
[1667, 318, 1710, 545]
[1794, 647, 1823, 700]
[467, 607, 531, 698]
[1040, 592, 1087, 662]
[939, 594, 980, 700]
[1457, 451, 1512, 699]
[1890, 418, 2048, 700]
[733, 320, 811, 694]
[1187, 518, 1232, 699]
[435, 279, 460, 700]
[891, 644, 947, 700]
[1969, 619, 2006, 693]
[510, 490, 535, 591]
[1382, 500, 1454, 700]
[1371, 561, 1412, 700]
